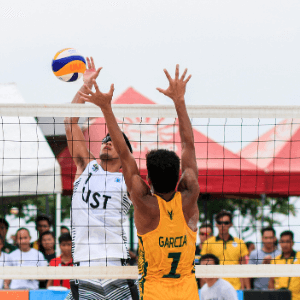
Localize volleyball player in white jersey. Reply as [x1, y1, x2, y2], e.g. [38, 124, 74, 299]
[64, 57, 138, 300]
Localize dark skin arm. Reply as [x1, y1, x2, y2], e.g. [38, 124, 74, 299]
[80, 65, 199, 233]
[79, 78, 155, 234]
[157, 65, 200, 231]
[64, 57, 100, 178]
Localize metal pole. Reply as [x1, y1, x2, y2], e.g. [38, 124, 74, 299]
[56, 193, 61, 256]
[261, 194, 266, 229]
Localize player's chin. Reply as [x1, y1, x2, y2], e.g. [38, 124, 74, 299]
[100, 153, 112, 160]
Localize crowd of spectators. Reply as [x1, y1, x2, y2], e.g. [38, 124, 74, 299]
[196, 210, 300, 300]
[0, 215, 73, 290]
[0, 210, 299, 298]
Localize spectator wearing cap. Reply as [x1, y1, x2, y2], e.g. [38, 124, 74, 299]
[47, 233, 73, 289]
[269, 231, 300, 300]
[201, 210, 250, 290]
[31, 214, 52, 251]
[0, 218, 17, 253]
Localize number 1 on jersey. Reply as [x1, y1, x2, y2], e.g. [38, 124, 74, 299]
[163, 252, 181, 278]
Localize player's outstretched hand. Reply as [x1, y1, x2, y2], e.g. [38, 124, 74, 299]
[83, 57, 102, 88]
[157, 64, 191, 104]
[79, 79, 114, 109]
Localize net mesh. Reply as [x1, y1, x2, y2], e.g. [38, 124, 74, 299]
[0, 104, 300, 280]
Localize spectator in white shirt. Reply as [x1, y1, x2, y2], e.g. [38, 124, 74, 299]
[4, 227, 47, 290]
[0, 235, 10, 289]
[200, 254, 238, 300]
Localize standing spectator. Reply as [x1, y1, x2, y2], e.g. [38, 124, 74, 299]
[0, 218, 17, 253]
[4, 228, 47, 290]
[201, 210, 250, 290]
[195, 222, 213, 264]
[40, 231, 56, 263]
[200, 254, 238, 300]
[0, 235, 10, 289]
[60, 226, 70, 235]
[249, 226, 280, 290]
[31, 214, 52, 251]
[269, 231, 300, 300]
[47, 233, 73, 289]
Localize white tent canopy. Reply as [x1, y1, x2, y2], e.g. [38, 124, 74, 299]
[0, 83, 62, 196]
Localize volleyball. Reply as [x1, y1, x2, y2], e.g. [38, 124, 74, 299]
[52, 48, 86, 82]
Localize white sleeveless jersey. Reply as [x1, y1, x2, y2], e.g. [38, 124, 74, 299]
[71, 160, 131, 262]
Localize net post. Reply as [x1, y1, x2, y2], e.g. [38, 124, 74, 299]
[56, 192, 61, 256]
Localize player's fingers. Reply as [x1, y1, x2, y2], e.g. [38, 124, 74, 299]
[163, 69, 172, 83]
[79, 91, 91, 99]
[93, 67, 102, 79]
[184, 74, 192, 84]
[156, 87, 166, 95]
[109, 83, 115, 95]
[180, 68, 187, 81]
[91, 57, 95, 70]
[175, 64, 179, 80]
[92, 79, 101, 93]
[83, 84, 94, 96]
[86, 57, 91, 69]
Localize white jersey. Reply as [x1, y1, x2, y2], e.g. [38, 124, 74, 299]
[71, 160, 131, 262]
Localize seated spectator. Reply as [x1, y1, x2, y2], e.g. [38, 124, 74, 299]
[47, 233, 73, 289]
[40, 231, 56, 263]
[0, 218, 17, 253]
[0, 235, 10, 289]
[31, 214, 52, 251]
[249, 226, 280, 290]
[4, 228, 47, 290]
[269, 231, 300, 300]
[195, 221, 212, 263]
[201, 210, 250, 290]
[200, 254, 238, 300]
[61, 225, 70, 235]
[195, 221, 213, 289]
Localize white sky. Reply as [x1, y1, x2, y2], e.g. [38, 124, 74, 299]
[1, 0, 300, 247]
[1, 0, 299, 107]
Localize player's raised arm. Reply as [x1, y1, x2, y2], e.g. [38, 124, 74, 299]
[64, 57, 100, 175]
[79, 79, 141, 195]
[157, 65, 199, 198]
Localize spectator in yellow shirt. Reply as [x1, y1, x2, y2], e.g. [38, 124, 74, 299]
[269, 230, 300, 300]
[201, 210, 249, 290]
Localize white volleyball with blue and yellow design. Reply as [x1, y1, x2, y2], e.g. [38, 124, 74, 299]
[52, 48, 86, 82]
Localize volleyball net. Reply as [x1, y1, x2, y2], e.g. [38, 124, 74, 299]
[1, 103, 300, 280]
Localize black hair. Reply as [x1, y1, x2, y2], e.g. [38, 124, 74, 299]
[61, 226, 70, 232]
[215, 210, 233, 223]
[246, 241, 254, 250]
[16, 227, 30, 237]
[104, 132, 133, 153]
[0, 234, 4, 245]
[199, 254, 220, 265]
[146, 149, 180, 193]
[35, 214, 52, 227]
[0, 218, 9, 229]
[280, 230, 294, 241]
[199, 222, 213, 231]
[59, 233, 72, 244]
[261, 226, 276, 237]
[40, 231, 55, 241]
